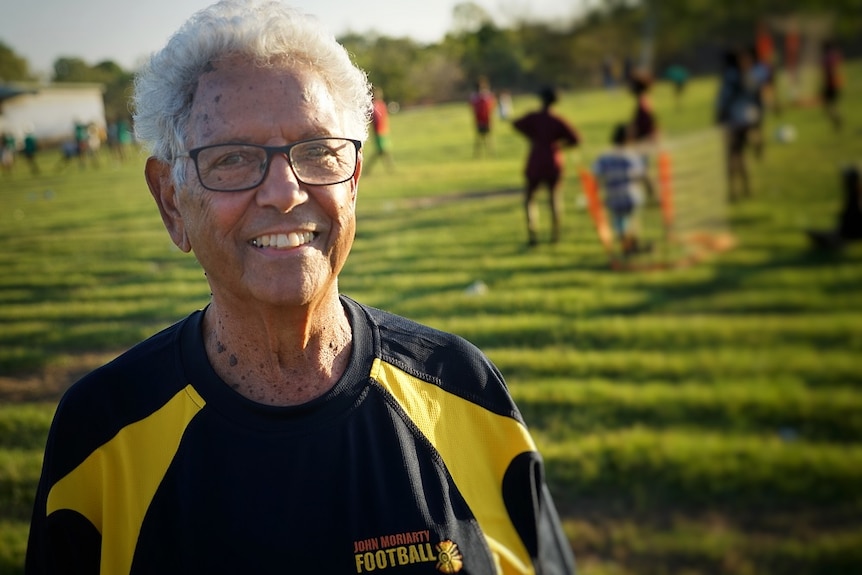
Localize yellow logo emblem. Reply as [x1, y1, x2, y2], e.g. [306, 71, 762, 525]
[435, 540, 463, 573]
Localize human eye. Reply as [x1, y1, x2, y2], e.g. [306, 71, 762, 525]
[200, 145, 262, 173]
[293, 140, 340, 165]
[289, 138, 355, 184]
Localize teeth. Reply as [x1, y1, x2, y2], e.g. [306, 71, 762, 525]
[252, 232, 314, 249]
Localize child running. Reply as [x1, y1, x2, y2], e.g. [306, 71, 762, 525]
[592, 123, 651, 256]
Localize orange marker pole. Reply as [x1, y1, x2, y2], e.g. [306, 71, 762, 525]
[657, 151, 674, 234]
[579, 169, 614, 253]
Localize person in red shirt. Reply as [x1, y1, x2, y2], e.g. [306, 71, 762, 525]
[513, 86, 581, 246]
[755, 20, 778, 115]
[784, 22, 801, 100]
[470, 77, 496, 157]
[365, 87, 395, 174]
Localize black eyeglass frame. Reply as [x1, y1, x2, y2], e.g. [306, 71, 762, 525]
[177, 136, 362, 192]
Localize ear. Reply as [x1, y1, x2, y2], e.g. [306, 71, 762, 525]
[145, 157, 192, 253]
[350, 151, 363, 204]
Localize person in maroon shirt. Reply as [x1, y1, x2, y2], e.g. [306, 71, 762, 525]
[513, 86, 581, 246]
[628, 71, 659, 199]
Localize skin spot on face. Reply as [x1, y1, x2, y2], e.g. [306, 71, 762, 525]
[229, 354, 238, 367]
[216, 341, 226, 353]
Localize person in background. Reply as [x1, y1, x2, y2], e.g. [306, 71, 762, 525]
[807, 165, 862, 250]
[601, 54, 618, 90]
[665, 64, 689, 109]
[364, 87, 395, 174]
[73, 121, 89, 169]
[592, 123, 650, 256]
[107, 118, 133, 163]
[22, 132, 40, 175]
[1, 132, 15, 175]
[628, 70, 658, 200]
[745, 45, 771, 160]
[513, 86, 581, 247]
[498, 89, 513, 120]
[25, 1, 577, 573]
[629, 70, 658, 146]
[755, 20, 779, 116]
[784, 21, 802, 102]
[470, 76, 496, 157]
[715, 47, 763, 201]
[820, 39, 844, 131]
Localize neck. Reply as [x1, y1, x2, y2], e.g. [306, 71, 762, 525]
[202, 294, 353, 406]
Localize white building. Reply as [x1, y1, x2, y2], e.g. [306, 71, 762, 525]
[0, 82, 106, 146]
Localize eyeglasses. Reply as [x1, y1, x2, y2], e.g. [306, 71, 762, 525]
[178, 137, 361, 192]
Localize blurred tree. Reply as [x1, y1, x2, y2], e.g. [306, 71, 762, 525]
[451, 2, 493, 35]
[15, 0, 859, 113]
[0, 41, 32, 81]
[513, 22, 581, 90]
[341, 32, 466, 105]
[458, 22, 522, 91]
[343, 0, 861, 104]
[406, 47, 465, 104]
[53, 57, 100, 83]
[341, 34, 420, 104]
[446, 1, 526, 94]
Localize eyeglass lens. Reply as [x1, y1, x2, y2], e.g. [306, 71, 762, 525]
[194, 138, 357, 191]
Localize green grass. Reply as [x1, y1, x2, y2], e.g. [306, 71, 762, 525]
[0, 523, 27, 575]
[0, 450, 41, 522]
[1, 61, 861, 574]
[0, 406, 53, 451]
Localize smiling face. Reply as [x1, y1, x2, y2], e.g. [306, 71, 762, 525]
[147, 56, 361, 311]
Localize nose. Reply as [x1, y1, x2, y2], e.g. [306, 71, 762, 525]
[255, 152, 308, 212]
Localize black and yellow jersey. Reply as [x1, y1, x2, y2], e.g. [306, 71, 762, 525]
[26, 296, 575, 574]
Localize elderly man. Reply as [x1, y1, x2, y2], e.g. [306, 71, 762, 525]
[26, 1, 576, 573]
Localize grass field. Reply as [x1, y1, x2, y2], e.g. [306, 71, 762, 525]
[1, 62, 861, 574]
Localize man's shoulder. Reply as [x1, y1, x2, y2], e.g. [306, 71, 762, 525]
[355, 302, 466, 355]
[97, 313, 194, 376]
[57, 312, 200, 416]
[46, 312, 203, 473]
[348, 298, 517, 412]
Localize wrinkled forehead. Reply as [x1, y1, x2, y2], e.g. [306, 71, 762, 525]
[187, 56, 341, 144]
[192, 55, 334, 109]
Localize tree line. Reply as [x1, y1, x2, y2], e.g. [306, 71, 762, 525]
[1, 0, 859, 116]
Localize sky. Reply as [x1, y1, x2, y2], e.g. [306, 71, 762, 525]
[1, 0, 585, 77]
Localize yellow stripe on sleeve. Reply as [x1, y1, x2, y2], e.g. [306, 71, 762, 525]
[371, 358, 536, 575]
[46, 384, 205, 574]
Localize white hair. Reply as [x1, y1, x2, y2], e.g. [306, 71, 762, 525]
[133, 0, 372, 184]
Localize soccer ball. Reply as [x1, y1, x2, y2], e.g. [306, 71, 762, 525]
[774, 124, 797, 143]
